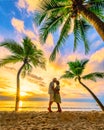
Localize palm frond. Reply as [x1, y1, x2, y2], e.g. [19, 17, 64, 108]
[73, 18, 91, 53]
[21, 63, 32, 78]
[82, 72, 104, 82]
[22, 37, 34, 56]
[38, 0, 71, 43]
[34, 11, 47, 26]
[0, 55, 22, 67]
[0, 40, 23, 55]
[67, 59, 89, 76]
[89, 5, 104, 21]
[61, 71, 75, 79]
[39, 0, 69, 13]
[88, 0, 104, 10]
[49, 15, 71, 61]
[0, 37, 46, 71]
[78, 19, 90, 54]
[54, 0, 69, 3]
[73, 19, 81, 52]
[39, 15, 64, 43]
[30, 50, 46, 69]
[81, 59, 89, 67]
[34, 0, 72, 45]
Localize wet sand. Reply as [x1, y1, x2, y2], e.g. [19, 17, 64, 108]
[0, 111, 104, 130]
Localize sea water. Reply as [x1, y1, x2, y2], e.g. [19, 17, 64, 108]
[0, 100, 100, 111]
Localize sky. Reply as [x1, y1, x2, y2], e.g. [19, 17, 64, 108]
[0, 0, 104, 104]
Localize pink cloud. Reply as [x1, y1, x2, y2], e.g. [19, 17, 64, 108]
[0, 35, 4, 42]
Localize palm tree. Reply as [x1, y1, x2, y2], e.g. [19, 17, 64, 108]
[34, 0, 104, 60]
[61, 59, 104, 111]
[0, 37, 46, 111]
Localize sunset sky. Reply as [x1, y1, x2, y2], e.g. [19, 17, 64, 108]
[0, 0, 104, 104]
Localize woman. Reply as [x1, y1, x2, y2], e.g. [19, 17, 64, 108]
[54, 80, 62, 112]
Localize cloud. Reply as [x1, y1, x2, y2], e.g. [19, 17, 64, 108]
[67, 52, 88, 62]
[90, 48, 104, 63]
[11, 17, 24, 33]
[16, 0, 42, 13]
[4, 66, 16, 72]
[0, 77, 10, 90]
[27, 73, 46, 88]
[28, 73, 43, 80]
[11, 17, 36, 40]
[83, 48, 104, 74]
[0, 95, 14, 101]
[16, 0, 27, 9]
[45, 34, 54, 47]
[24, 30, 35, 39]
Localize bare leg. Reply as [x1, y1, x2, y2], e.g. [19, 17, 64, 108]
[48, 101, 53, 112]
[57, 103, 62, 112]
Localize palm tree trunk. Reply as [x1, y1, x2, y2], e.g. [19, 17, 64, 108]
[78, 5, 104, 41]
[78, 78, 104, 111]
[15, 62, 26, 112]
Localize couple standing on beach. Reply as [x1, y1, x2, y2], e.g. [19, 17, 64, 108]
[48, 78, 62, 112]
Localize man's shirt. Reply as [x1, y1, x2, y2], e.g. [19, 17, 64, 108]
[48, 81, 54, 94]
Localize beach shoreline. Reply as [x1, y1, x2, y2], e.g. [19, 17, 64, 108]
[0, 111, 104, 130]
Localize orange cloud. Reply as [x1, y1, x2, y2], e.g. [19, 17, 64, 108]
[45, 34, 54, 47]
[16, 0, 42, 12]
[83, 48, 104, 74]
[11, 18, 24, 33]
[25, 30, 35, 39]
[90, 48, 104, 63]
[11, 18, 36, 40]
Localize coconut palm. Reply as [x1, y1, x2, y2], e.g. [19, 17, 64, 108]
[0, 37, 46, 111]
[61, 59, 104, 111]
[34, 0, 104, 60]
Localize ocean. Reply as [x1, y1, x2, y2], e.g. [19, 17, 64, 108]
[0, 100, 100, 111]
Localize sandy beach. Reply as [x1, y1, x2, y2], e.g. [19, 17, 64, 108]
[0, 111, 104, 130]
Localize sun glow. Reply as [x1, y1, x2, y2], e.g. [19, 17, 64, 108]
[20, 91, 27, 97]
[19, 100, 23, 111]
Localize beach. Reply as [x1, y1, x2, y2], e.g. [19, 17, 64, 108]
[0, 111, 104, 130]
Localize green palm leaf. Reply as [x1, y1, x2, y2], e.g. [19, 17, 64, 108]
[74, 18, 91, 53]
[49, 15, 71, 61]
[0, 55, 22, 67]
[82, 72, 104, 81]
[34, 11, 47, 26]
[22, 37, 34, 57]
[61, 71, 75, 79]
[40, 15, 64, 43]
[73, 19, 81, 52]
[21, 63, 32, 78]
[0, 40, 23, 55]
[66, 59, 89, 76]
[88, 0, 104, 10]
[78, 19, 90, 54]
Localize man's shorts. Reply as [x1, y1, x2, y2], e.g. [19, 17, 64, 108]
[49, 94, 54, 101]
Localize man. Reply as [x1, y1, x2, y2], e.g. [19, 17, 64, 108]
[48, 78, 57, 112]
